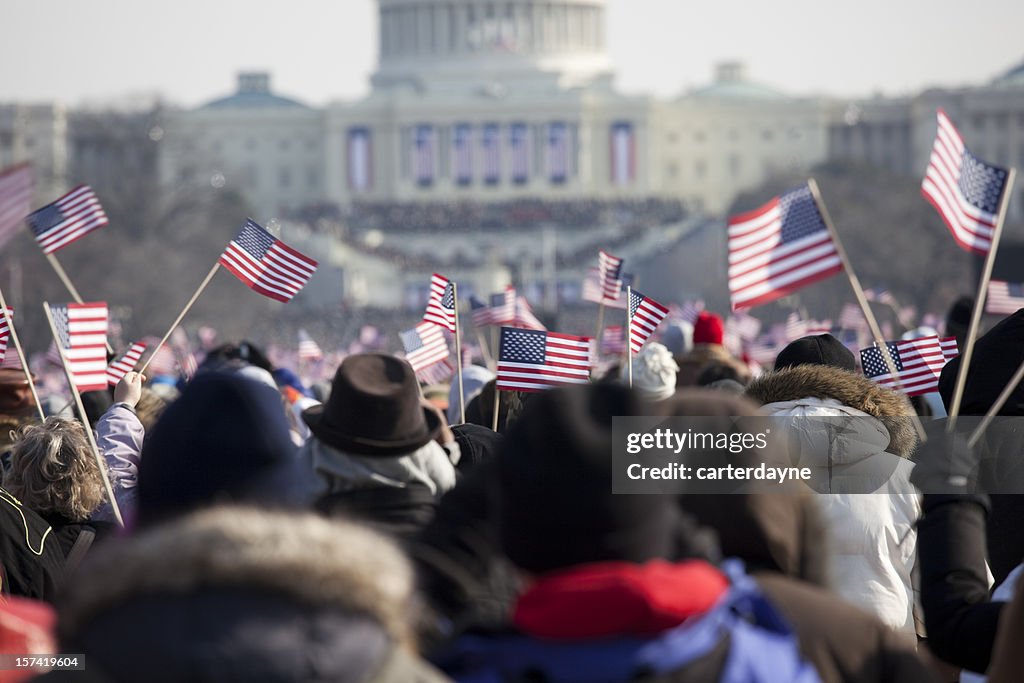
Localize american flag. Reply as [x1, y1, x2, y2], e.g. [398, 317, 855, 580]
[860, 335, 959, 396]
[423, 273, 457, 332]
[838, 303, 864, 331]
[482, 123, 501, 185]
[496, 327, 591, 393]
[986, 280, 1024, 315]
[0, 307, 13, 364]
[806, 319, 833, 336]
[673, 300, 705, 325]
[453, 123, 473, 186]
[50, 302, 108, 392]
[0, 164, 34, 249]
[470, 295, 493, 327]
[726, 313, 762, 343]
[864, 288, 896, 305]
[548, 122, 569, 183]
[400, 322, 450, 373]
[598, 249, 624, 301]
[510, 123, 530, 184]
[28, 185, 108, 254]
[106, 342, 147, 386]
[921, 109, 1010, 255]
[727, 183, 843, 310]
[582, 267, 627, 309]
[628, 290, 669, 354]
[298, 329, 323, 360]
[514, 295, 546, 331]
[169, 327, 198, 379]
[488, 288, 516, 326]
[414, 124, 436, 187]
[784, 313, 808, 341]
[219, 219, 318, 303]
[417, 358, 455, 386]
[601, 325, 626, 355]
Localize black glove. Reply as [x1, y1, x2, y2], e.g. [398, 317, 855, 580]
[911, 424, 980, 496]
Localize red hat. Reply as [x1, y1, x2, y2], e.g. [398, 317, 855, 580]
[692, 312, 724, 345]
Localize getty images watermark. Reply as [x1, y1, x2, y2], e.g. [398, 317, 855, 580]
[612, 416, 1024, 495]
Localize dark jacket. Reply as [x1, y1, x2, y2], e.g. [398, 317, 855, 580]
[317, 482, 439, 540]
[0, 487, 65, 601]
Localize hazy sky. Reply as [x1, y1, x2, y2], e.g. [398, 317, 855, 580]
[2, 0, 1023, 107]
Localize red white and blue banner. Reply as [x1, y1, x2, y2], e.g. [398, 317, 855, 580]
[452, 123, 473, 186]
[548, 122, 569, 183]
[347, 127, 372, 192]
[413, 124, 436, 187]
[510, 122, 530, 185]
[610, 121, 636, 186]
[482, 123, 501, 185]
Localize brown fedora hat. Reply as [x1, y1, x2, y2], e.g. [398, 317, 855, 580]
[302, 354, 441, 456]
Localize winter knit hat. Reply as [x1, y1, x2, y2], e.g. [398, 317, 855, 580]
[692, 312, 724, 345]
[774, 334, 856, 373]
[621, 343, 678, 401]
[497, 383, 678, 574]
[138, 372, 315, 528]
[448, 365, 495, 425]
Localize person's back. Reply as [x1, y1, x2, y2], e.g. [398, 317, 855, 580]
[0, 486, 65, 600]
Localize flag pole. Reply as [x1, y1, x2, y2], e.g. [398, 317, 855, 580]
[42, 301, 123, 527]
[626, 286, 633, 388]
[0, 288, 43, 420]
[947, 167, 1016, 430]
[45, 253, 114, 355]
[452, 282, 466, 425]
[139, 263, 221, 375]
[491, 386, 500, 432]
[595, 301, 606, 355]
[807, 178, 926, 440]
[490, 326, 498, 365]
[475, 328, 496, 371]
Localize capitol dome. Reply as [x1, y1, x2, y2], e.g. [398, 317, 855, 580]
[372, 0, 613, 94]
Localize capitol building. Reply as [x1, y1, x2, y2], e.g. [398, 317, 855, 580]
[156, 0, 829, 220]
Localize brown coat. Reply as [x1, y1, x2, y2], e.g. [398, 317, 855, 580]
[675, 343, 751, 387]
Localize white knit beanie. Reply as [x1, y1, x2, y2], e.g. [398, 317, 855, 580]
[622, 343, 679, 401]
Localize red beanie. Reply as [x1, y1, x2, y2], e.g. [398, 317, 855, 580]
[692, 312, 724, 345]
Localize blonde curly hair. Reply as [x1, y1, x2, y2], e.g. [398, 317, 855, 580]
[3, 417, 104, 521]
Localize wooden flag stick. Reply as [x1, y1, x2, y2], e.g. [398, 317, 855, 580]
[0, 288, 43, 420]
[452, 282, 466, 425]
[45, 253, 114, 355]
[968, 357, 1024, 448]
[807, 178, 926, 441]
[626, 286, 633, 388]
[595, 301, 606, 355]
[139, 263, 221, 376]
[947, 167, 1017, 430]
[475, 328, 496, 371]
[491, 386, 500, 432]
[42, 301, 124, 527]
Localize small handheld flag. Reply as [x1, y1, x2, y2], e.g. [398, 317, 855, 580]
[298, 329, 324, 361]
[0, 306, 12, 363]
[219, 219, 318, 302]
[628, 290, 669, 354]
[400, 322, 450, 373]
[28, 185, 108, 254]
[860, 335, 959, 396]
[727, 183, 842, 310]
[496, 327, 591, 393]
[423, 273, 457, 332]
[986, 280, 1024, 315]
[49, 301, 109, 392]
[921, 109, 1010, 255]
[107, 342, 147, 386]
[0, 164, 34, 249]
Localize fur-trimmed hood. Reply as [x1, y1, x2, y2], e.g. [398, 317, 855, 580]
[53, 507, 447, 682]
[745, 364, 918, 458]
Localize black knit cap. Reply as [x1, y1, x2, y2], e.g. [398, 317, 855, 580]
[496, 383, 678, 574]
[774, 334, 855, 373]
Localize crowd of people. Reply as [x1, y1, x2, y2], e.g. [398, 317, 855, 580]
[0, 302, 1023, 682]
